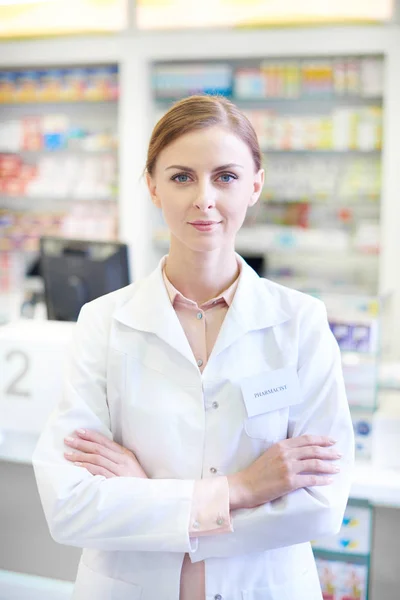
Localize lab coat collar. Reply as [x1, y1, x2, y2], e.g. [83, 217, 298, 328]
[113, 254, 291, 364]
[209, 254, 291, 359]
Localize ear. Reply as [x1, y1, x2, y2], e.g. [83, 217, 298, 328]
[249, 169, 264, 208]
[146, 172, 161, 209]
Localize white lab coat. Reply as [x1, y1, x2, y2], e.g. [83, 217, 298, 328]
[33, 255, 354, 600]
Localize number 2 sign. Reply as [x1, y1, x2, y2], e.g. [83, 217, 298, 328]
[0, 321, 74, 435]
[5, 350, 31, 398]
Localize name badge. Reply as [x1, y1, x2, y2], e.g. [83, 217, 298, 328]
[240, 366, 302, 418]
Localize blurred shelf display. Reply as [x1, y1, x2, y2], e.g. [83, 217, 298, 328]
[0, 66, 119, 104]
[0, 204, 118, 252]
[313, 498, 373, 600]
[0, 114, 117, 153]
[315, 554, 369, 600]
[152, 57, 383, 101]
[247, 109, 382, 152]
[0, 153, 117, 200]
[0, 64, 119, 324]
[313, 501, 372, 557]
[321, 294, 381, 463]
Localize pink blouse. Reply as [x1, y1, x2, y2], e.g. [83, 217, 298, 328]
[162, 265, 241, 600]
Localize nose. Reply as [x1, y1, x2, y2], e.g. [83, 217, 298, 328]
[193, 181, 216, 211]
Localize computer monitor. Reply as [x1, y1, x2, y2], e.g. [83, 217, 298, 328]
[40, 236, 131, 321]
[241, 254, 267, 277]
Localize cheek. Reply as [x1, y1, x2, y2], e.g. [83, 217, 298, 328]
[159, 190, 187, 225]
[220, 187, 250, 220]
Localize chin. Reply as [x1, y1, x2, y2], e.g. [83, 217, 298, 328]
[169, 228, 235, 253]
[175, 234, 224, 253]
[187, 240, 224, 253]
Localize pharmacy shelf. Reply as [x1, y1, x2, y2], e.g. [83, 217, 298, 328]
[0, 149, 117, 156]
[0, 100, 117, 109]
[0, 195, 117, 205]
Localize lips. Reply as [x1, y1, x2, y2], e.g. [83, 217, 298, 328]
[189, 220, 222, 232]
[189, 221, 220, 225]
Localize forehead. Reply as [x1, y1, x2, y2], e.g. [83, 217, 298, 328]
[157, 126, 254, 169]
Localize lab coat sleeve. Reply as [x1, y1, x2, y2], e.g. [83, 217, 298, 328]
[189, 299, 355, 562]
[32, 301, 196, 553]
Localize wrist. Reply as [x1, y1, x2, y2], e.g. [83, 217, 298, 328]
[227, 472, 250, 510]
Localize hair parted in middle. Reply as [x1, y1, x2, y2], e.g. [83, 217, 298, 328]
[146, 95, 262, 176]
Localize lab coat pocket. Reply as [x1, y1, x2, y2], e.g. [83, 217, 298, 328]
[72, 561, 142, 600]
[241, 567, 322, 600]
[241, 366, 302, 441]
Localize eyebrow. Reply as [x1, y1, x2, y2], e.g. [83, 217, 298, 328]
[165, 163, 244, 172]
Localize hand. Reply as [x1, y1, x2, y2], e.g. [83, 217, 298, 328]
[64, 429, 148, 479]
[227, 435, 341, 510]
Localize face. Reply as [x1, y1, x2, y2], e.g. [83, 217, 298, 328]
[146, 125, 264, 253]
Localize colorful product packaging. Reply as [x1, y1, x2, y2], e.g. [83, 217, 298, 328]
[83, 67, 104, 101]
[22, 117, 43, 151]
[106, 65, 119, 101]
[0, 72, 17, 103]
[329, 322, 374, 353]
[59, 68, 82, 101]
[316, 558, 368, 600]
[42, 114, 69, 151]
[353, 413, 374, 459]
[36, 69, 64, 102]
[14, 70, 39, 103]
[0, 154, 21, 178]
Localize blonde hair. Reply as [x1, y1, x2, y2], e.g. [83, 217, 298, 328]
[146, 95, 262, 175]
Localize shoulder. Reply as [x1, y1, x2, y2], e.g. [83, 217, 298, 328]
[75, 280, 144, 329]
[258, 279, 338, 364]
[260, 277, 326, 321]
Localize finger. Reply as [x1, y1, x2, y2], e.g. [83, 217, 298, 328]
[295, 446, 342, 461]
[64, 437, 122, 465]
[285, 435, 337, 449]
[74, 461, 116, 479]
[296, 459, 340, 475]
[297, 474, 334, 487]
[74, 429, 125, 454]
[64, 451, 121, 476]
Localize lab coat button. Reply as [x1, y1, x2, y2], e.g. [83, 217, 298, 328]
[210, 467, 217, 474]
[192, 520, 200, 529]
[216, 517, 224, 526]
[196, 312, 203, 320]
[197, 359, 203, 367]
[212, 401, 219, 409]
[214, 595, 222, 600]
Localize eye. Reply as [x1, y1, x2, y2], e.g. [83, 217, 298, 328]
[171, 173, 192, 183]
[217, 173, 238, 183]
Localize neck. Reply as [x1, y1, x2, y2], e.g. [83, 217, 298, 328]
[165, 238, 239, 305]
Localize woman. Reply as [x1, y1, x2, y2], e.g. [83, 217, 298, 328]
[33, 95, 354, 600]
